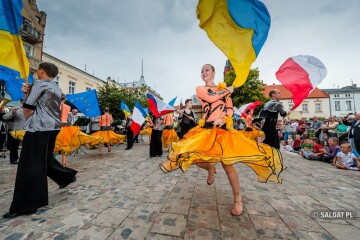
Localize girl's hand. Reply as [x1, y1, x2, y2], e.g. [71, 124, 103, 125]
[226, 86, 234, 94]
[214, 118, 225, 127]
[21, 83, 31, 94]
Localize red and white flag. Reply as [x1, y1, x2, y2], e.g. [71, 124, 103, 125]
[236, 101, 262, 118]
[130, 100, 147, 135]
[147, 93, 175, 117]
[276, 55, 327, 110]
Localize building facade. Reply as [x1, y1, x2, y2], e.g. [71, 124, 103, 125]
[42, 53, 105, 94]
[117, 60, 162, 99]
[21, 0, 46, 74]
[322, 84, 360, 117]
[264, 84, 330, 119]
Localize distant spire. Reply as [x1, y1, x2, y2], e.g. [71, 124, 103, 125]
[85, 63, 87, 72]
[139, 59, 146, 85]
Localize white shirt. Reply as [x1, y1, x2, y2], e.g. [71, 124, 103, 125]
[336, 151, 356, 168]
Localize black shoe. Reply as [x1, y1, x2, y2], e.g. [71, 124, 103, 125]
[3, 209, 37, 219]
[125, 147, 132, 150]
[59, 176, 77, 189]
[10, 161, 19, 165]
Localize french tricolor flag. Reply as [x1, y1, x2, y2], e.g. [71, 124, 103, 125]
[147, 93, 175, 118]
[130, 100, 147, 135]
[276, 55, 327, 110]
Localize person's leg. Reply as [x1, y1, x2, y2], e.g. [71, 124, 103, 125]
[99, 143, 103, 155]
[195, 163, 216, 185]
[108, 142, 111, 152]
[221, 163, 243, 216]
[10, 137, 20, 163]
[61, 152, 67, 167]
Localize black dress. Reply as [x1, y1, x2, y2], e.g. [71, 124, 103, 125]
[260, 100, 287, 149]
[150, 117, 163, 157]
[179, 110, 197, 139]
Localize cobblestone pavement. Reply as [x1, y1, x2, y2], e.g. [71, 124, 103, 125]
[1, 141, 360, 240]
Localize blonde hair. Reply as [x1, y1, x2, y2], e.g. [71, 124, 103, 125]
[340, 142, 351, 149]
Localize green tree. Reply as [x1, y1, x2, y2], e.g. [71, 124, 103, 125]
[97, 82, 148, 121]
[224, 68, 269, 115]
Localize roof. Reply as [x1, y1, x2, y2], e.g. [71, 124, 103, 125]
[322, 87, 360, 93]
[263, 84, 329, 99]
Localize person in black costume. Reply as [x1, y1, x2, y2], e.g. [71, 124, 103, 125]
[260, 89, 289, 149]
[178, 99, 197, 139]
[150, 116, 163, 157]
[3, 62, 77, 219]
[125, 116, 134, 150]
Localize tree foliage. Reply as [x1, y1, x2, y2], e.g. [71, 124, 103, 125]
[224, 68, 269, 115]
[97, 82, 148, 121]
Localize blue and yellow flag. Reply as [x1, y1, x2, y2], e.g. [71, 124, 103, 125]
[66, 90, 101, 117]
[197, 0, 270, 88]
[120, 100, 131, 119]
[0, 0, 30, 100]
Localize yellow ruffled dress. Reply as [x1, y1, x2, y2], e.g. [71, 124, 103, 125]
[140, 127, 152, 135]
[241, 128, 265, 141]
[160, 118, 284, 183]
[90, 130, 126, 144]
[162, 129, 179, 148]
[11, 127, 103, 155]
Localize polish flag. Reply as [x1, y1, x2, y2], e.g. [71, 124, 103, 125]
[147, 93, 175, 117]
[237, 101, 262, 118]
[276, 55, 327, 110]
[130, 100, 147, 135]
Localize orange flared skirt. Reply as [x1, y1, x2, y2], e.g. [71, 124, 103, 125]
[90, 130, 126, 144]
[162, 129, 179, 148]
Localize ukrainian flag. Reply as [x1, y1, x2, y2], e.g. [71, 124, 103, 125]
[0, 0, 30, 100]
[197, 0, 270, 88]
[120, 100, 131, 119]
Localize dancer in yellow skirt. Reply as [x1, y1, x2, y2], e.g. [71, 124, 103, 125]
[160, 64, 284, 216]
[242, 108, 265, 141]
[162, 113, 179, 151]
[91, 107, 126, 155]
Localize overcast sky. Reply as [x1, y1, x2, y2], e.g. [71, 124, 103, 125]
[37, 0, 360, 104]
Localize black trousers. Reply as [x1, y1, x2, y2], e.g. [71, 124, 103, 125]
[9, 136, 20, 163]
[126, 128, 134, 149]
[262, 123, 280, 149]
[0, 133, 6, 151]
[150, 129, 163, 157]
[9, 131, 77, 214]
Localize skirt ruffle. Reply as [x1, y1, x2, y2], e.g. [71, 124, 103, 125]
[10, 128, 103, 155]
[241, 128, 265, 140]
[162, 129, 179, 148]
[90, 130, 126, 144]
[160, 126, 284, 183]
[140, 128, 152, 135]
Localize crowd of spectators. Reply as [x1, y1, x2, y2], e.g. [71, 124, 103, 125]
[276, 114, 360, 171]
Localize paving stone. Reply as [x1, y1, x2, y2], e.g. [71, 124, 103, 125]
[142, 190, 170, 204]
[220, 221, 258, 240]
[188, 208, 220, 230]
[277, 210, 324, 232]
[107, 218, 153, 240]
[112, 195, 143, 209]
[90, 208, 131, 228]
[169, 186, 194, 200]
[151, 213, 187, 237]
[161, 199, 191, 215]
[292, 230, 335, 240]
[249, 214, 296, 239]
[191, 194, 217, 211]
[147, 233, 183, 240]
[68, 223, 114, 240]
[317, 222, 360, 240]
[184, 226, 221, 240]
[218, 204, 251, 224]
[128, 202, 163, 222]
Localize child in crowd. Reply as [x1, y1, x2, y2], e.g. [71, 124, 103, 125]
[332, 143, 360, 170]
[287, 135, 294, 148]
[299, 138, 312, 157]
[293, 135, 302, 151]
[280, 140, 294, 151]
[322, 137, 340, 163]
[303, 137, 325, 160]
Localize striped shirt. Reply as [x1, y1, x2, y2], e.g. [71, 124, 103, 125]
[23, 79, 62, 132]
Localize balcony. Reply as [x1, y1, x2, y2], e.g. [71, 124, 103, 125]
[27, 56, 40, 71]
[20, 23, 44, 43]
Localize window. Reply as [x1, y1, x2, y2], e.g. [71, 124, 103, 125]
[346, 94, 351, 97]
[302, 104, 308, 112]
[68, 81, 76, 94]
[335, 101, 341, 111]
[23, 43, 33, 57]
[54, 75, 60, 85]
[289, 103, 294, 110]
[315, 103, 321, 112]
[334, 94, 339, 98]
[86, 87, 91, 91]
[346, 101, 352, 110]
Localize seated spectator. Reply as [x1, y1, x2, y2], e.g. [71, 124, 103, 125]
[332, 142, 360, 170]
[303, 137, 325, 160]
[322, 137, 340, 163]
[280, 140, 294, 151]
[293, 135, 302, 151]
[299, 138, 312, 157]
[287, 135, 294, 148]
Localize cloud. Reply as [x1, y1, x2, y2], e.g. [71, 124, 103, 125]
[37, 0, 360, 103]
